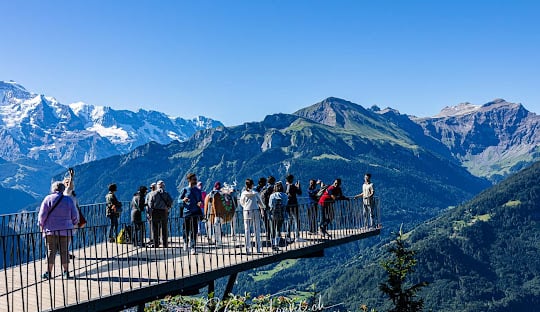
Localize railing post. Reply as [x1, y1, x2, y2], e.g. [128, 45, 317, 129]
[221, 272, 238, 301]
[208, 280, 215, 296]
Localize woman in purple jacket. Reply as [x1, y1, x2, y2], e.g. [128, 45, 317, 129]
[38, 181, 79, 279]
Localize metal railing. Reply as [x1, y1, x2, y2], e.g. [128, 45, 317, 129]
[0, 197, 381, 312]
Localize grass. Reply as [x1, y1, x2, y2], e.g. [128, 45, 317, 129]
[503, 200, 521, 208]
[250, 259, 298, 282]
[452, 213, 491, 236]
[312, 154, 350, 161]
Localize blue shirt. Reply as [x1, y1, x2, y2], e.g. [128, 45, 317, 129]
[179, 186, 203, 217]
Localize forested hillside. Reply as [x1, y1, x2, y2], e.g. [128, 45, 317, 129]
[312, 161, 540, 311]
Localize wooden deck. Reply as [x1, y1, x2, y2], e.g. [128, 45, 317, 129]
[0, 227, 380, 312]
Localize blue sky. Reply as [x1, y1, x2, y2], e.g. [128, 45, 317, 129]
[1, 0, 539, 126]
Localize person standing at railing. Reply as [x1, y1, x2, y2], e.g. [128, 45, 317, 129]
[318, 178, 346, 238]
[255, 177, 267, 193]
[63, 168, 80, 259]
[105, 184, 122, 243]
[268, 181, 288, 251]
[239, 178, 264, 254]
[145, 182, 157, 245]
[196, 181, 207, 237]
[307, 179, 320, 235]
[38, 181, 78, 279]
[354, 173, 375, 228]
[260, 176, 276, 245]
[131, 186, 148, 247]
[285, 174, 305, 243]
[147, 180, 173, 248]
[179, 173, 203, 255]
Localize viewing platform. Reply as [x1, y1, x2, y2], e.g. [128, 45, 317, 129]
[0, 198, 381, 312]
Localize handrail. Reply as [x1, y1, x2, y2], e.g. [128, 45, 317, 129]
[0, 197, 381, 312]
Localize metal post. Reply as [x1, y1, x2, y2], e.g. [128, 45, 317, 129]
[208, 280, 215, 296]
[222, 272, 238, 301]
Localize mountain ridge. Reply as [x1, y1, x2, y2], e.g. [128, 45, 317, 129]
[0, 80, 223, 167]
[413, 98, 539, 181]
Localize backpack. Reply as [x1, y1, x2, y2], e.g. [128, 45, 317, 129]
[116, 225, 132, 244]
[272, 197, 285, 222]
[260, 185, 274, 209]
[316, 185, 329, 198]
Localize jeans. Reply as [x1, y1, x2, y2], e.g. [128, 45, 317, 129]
[183, 216, 200, 248]
[286, 205, 300, 238]
[132, 221, 145, 246]
[319, 202, 334, 232]
[308, 202, 319, 233]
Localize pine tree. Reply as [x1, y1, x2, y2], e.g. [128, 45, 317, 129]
[379, 226, 428, 312]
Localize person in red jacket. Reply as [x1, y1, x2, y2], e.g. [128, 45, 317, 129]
[318, 178, 346, 238]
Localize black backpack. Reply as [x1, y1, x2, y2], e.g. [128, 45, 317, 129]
[272, 197, 284, 222]
[260, 184, 274, 209]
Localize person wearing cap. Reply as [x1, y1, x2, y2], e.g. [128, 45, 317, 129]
[179, 173, 204, 255]
[147, 180, 173, 248]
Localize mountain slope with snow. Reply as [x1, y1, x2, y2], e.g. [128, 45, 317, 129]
[0, 81, 223, 167]
[0, 80, 223, 202]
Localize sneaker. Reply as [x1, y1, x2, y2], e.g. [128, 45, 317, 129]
[285, 237, 294, 244]
[272, 246, 280, 252]
[62, 271, 70, 279]
[190, 248, 197, 255]
[42, 272, 50, 279]
[108, 237, 116, 243]
[69, 254, 75, 259]
[296, 237, 307, 243]
[183, 243, 188, 251]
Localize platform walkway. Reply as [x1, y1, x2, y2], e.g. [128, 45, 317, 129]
[0, 198, 381, 311]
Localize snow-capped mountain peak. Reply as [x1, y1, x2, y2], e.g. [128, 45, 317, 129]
[434, 102, 481, 118]
[0, 81, 224, 167]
